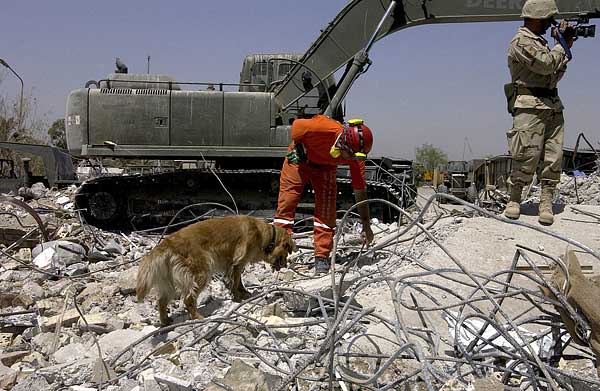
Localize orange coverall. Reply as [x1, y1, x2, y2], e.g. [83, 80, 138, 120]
[274, 115, 366, 258]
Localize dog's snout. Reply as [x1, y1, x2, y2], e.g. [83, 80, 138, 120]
[272, 255, 288, 271]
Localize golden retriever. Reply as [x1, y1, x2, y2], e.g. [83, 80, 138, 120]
[136, 215, 295, 326]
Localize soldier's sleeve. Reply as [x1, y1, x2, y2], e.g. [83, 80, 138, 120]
[510, 37, 569, 76]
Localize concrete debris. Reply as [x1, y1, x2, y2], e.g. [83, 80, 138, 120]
[52, 343, 88, 364]
[17, 183, 47, 200]
[0, 183, 599, 390]
[528, 172, 600, 205]
[206, 359, 282, 391]
[31, 240, 86, 272]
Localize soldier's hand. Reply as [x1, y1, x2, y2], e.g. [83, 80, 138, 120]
[361, 224, 374, 246]
[552, 20, 575, 47]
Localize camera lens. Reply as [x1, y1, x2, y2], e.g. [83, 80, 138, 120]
[576, 25, 596, 38]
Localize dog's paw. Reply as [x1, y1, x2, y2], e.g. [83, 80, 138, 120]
[159, 317, 173, 327]
[190, 313, 205, 321]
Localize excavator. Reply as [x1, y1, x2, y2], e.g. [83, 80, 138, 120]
[66, 0, 599, 230]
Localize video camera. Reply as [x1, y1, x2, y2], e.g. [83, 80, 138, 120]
[556, 16, 596, 39]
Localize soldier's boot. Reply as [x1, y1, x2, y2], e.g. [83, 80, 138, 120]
[538, 186, 555, 226]
[504, 185, 523, 220]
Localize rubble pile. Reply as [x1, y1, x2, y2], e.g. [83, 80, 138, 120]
[528, 171, 600, 205]
[0, 182, 599, 390]
[556, 172, 600, 205]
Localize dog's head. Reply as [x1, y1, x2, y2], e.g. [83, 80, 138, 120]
[265, 226, 296, 271]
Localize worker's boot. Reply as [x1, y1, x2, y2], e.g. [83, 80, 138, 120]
[313, 257, 330, 276]
[504, 185, 523, 220]
[538, 186, 555, 226]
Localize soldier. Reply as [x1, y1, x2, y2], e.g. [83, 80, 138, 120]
[274, 114, 374, 275]
[503, 0, 575, 225]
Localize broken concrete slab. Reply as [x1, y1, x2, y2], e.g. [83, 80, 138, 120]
[65, 262, 89, 276]
[37, 358, 95, 387]
[10, 373, 51, 391]
[95, 329, 145, 358]
[0, 292, 33, 308]
[205, 359, 282, 391]
[21, 281, 45, 300]
[282, 272, 360, 312]
[91, 357, 117, 385]
[0, 311, 37, 333]
[53, 342, 89, 364]
[116, 266, 138, 295]
[0, 350, 30, 367]
[20, 351, 47, 368]
[103, 239, 127, 255]
[32, 240, 86, 271]
[154, 373, 193, 391]
[0, 362, 17, 389]
[41, 308, 81, 331]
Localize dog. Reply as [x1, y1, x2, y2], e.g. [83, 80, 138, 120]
[136, 215, 296, 326]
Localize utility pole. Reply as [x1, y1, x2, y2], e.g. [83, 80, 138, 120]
[147, 55, 151, 74]
[0, 58, 24, 137]
[462, 137, 472, 161]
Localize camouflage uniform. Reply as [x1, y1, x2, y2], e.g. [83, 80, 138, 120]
[507, 26, 569, 188]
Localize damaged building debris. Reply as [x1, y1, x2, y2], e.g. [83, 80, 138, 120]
[0, 160, 599, 391]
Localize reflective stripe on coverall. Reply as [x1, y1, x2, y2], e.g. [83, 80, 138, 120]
[276, 159, 337, 258]
[275, 115, 366, 259]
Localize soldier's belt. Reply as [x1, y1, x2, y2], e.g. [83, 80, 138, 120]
[516, 86, 558, 98]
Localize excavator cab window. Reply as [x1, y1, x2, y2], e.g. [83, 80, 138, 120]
[278, 63, 292, 79]
[251, 61, 273, 91]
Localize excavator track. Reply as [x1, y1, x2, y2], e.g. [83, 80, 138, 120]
[75, 168, 412, 231]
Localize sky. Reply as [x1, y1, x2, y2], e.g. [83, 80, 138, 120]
[1, 0, 598, 160]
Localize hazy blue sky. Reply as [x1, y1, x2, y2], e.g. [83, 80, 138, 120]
[1, 0, 598, 160]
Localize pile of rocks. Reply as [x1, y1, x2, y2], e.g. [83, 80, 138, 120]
[556, 172, 600, 205]
[527, 171, 600, 205]
[1, 181, 599, 390]
[0, 183, 386, 390]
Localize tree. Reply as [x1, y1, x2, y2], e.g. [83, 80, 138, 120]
[415, 143, 448, 172]
[48, 119, 66, 149]
[0, 73, 47, 144]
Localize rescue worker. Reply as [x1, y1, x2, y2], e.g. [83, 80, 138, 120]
[274, 114, 374, 275]
[504, 0, 575, 225]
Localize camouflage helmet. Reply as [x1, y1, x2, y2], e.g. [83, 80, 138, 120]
[521, 0, 559, 19]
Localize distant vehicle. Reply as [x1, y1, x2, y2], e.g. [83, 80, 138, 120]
[436, 160, 477, 203]
[0, 142, 77, 193]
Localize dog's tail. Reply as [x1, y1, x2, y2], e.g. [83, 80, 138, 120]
[136, 245, 174, 303]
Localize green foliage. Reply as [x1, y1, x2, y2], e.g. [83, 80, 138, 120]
[412, 163, 426, 187]
[48, 118, 66, 149]
[415, 143, 448, 172]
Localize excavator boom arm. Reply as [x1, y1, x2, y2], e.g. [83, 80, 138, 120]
[274, 0, 600, 112]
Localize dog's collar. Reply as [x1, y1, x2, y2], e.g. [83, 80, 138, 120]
[265, 225, 276, 253]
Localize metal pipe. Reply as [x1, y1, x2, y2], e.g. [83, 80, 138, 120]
[324, 1, 397, 117]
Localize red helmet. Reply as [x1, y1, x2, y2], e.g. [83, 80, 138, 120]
[340, 119, 373, 157]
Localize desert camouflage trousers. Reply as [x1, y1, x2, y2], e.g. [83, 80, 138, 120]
[507, 108, 564, 187]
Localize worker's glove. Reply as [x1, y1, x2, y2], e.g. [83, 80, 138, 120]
[286, 143, 307, 164]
